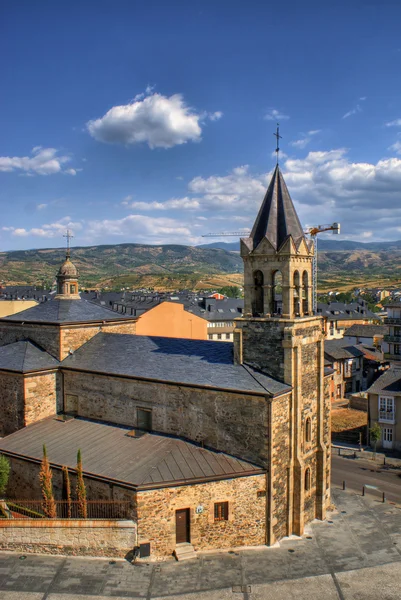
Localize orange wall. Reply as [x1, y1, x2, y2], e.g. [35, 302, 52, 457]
[136, 302, 207, 340]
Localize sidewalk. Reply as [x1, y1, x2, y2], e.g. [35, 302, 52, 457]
[332, 442, 401, 467]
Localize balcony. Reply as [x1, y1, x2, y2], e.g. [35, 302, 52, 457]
[384, 334, 401, 343]
[384, 317, 401, 324]
[379, 410, 395, 424]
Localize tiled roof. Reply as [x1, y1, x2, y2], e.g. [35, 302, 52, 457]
[368, 367, 401, 395]
[0, 341, 59, 373]
[0, 417, 265, 489]
[1, 299, 136, 324]
[61, 332, 291, 396]
[324, 339, 364, 361]
[345, 324, 388, 337]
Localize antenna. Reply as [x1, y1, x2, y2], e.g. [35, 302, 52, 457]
[273, 123, 282, 165]
[63, 229, 74, 258]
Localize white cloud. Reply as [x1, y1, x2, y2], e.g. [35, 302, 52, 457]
[86, 91, 221, 149]
[290, 131, 321, 149]
[85, 214, 195, 244]
[0, 147, 74, 176]
[342, 104, 362, 119]
[389, 141, 401, 154]
[2, 217, 82, 238]
[122, 197, 201, 211]
[208, 111, 223, 121]
[36, 204, 47, 210]
[386, 119, 401, 127]
[264, 108, 290, 121]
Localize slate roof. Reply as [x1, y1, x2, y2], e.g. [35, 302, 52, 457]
[345, 324, 388, 337]
[368, 367, 401, 395]
[324, 339, 364, 361]
[0, 341, 59, 373]
[317, 301, 376, 321]
[61, 333, 291, 396]
[248, 165, 305, 251]
[1, 299, 136, 324]
[0, 417, 265, 489]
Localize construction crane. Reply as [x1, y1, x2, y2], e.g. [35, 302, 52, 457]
[304, 223, 341, 314]
[201, 231, 251, 237]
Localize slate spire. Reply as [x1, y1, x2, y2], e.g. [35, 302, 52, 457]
[250, 165, 304, 251]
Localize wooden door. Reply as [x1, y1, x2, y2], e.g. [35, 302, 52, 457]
[176, 508, 190, 544]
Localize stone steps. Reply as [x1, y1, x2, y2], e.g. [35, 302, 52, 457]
[174, 543, 197, 561]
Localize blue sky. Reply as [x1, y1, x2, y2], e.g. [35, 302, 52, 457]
[2, 0, 401, 250]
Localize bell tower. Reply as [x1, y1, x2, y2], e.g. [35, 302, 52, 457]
[54, 230, 80, 300]
[234, 160, 330, 543]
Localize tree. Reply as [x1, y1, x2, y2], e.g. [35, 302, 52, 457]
[39, 445, 57, 518]
[62, 465, 72, 519]
[0, 454, 10, 497]
[76, 449, 87, 519]
[369, 423, 382, 460]
[216, 286, 242, 298]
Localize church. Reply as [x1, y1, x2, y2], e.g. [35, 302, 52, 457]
[0, 165, 332, 559]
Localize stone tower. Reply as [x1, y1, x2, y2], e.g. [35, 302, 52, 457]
[54, 249, 80, 300]
[234, 164, 330, 541]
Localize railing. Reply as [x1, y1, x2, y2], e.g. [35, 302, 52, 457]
[383, 334, 401, 343]
[1, 500, 134, 520]
[384, 318, 401, 324]
[379, 411, 395, 423]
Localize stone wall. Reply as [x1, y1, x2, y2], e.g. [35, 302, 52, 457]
[0, 323, 60, 359]
[270, 393, 291, 542]
[62, 370, 270, 466]
[0, 372, 24, 436]
[0, 519, 137, 557]
[137, 474, 266, 557]
[60, 321, 136, 360]
[24, 371, 58, 426]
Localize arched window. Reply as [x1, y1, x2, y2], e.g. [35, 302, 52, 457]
[305, 417, 311, 443]
[302, 271, 309, 315]
[293, 271, 300, 316]
[252, 270, 264, 316]
[272, 270, 283, 315]
[305, 468, 311, 491]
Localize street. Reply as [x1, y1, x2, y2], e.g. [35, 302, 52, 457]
[331, 452, 401, 504]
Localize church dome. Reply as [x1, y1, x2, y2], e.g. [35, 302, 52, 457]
[58, 257, 78, 277]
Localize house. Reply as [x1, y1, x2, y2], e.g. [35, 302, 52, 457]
[367, 367, 401, 451]
[344, 324, 388, 348]
[0, 299, 38, 318]
[318, 301, 377, 340]
[135, 301, 207, 340]
[324, 339, 364, 398]
[382, 302, 401, 361]
[0, 163, 332, 558]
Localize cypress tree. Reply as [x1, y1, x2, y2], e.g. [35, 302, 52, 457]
[62, 465, 72, 518]
[76, 449, 87, 519]
[39, 445, 57, 518]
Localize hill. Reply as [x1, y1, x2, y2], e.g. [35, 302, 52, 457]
[0, 243, 243, 290]
[1, 239, 401, 292]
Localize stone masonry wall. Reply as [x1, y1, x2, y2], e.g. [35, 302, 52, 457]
[60, 321, 136, 360]
[270, 393, 291, 542]
[137, 475, 266, 558]
[0, 520, 137, 557]
[0, 372, 25, 436]
[62, 370, 270, 466]
[0, 323, 60, 359]
[24, 371, 58, 426]
[235, 319, 285, 381]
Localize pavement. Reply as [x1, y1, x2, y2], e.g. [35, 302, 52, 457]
[1, 488, 401, 599]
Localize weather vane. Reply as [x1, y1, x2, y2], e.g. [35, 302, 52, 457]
[273, 123, 282, 165]
[63, 229, 74, 258]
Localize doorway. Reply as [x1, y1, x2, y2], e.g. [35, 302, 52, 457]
[176, 508, 190, 544]
[383, 427, 393, 449]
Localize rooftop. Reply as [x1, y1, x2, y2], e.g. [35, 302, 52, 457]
[324, 338, 365, 361]
[368, 367, 401, 395]
[1, 299, 136, 325]
[345, 324, 388, 337]
[0, 340, 59, 373]
[61, 332, 291, 396]
[0, 416, 265, 489]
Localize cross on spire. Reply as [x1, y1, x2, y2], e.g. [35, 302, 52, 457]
[273, 123, 282, 165]
[63, 229, 74, 258]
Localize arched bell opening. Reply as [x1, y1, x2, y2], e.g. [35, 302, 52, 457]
[293, 270, 301, 317]
[252, 270, 264, 316]
[272, 270, 283, 316]
[302, 271, 309, 315]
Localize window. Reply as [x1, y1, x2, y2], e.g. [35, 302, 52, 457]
[305, 418, 311, 443]
[379, 397, 395, 422]
[217, 334, 222, 340]
[137, 408, 152, 431]
[304, 468, 311, 491]
[225, 333, 230, 339]
[394, 344, 401, 355]
[336, 384, 342, 398]
[208, 334, 213, 340]
[214, 501, 229, 522]
[383, 428, 393, 442]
